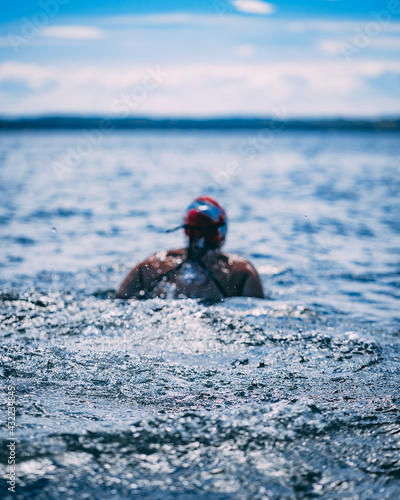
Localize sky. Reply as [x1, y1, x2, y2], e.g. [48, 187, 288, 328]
[0, 0, 399, 118]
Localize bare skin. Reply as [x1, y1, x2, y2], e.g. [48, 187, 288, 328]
[116, 248, 264, 300]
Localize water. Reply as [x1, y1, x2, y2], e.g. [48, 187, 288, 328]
[0, 130, 399, 499]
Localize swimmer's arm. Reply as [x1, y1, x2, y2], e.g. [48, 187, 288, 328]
[240, 267, 264, 299]
[116, 264, 144, 299]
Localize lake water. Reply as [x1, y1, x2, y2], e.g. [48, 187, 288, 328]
[0, 130, 399, 499]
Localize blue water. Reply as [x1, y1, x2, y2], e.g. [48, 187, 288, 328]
[0, 130, 399, 499]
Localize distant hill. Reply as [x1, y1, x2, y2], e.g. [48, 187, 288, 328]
[0, 116, 399, 131]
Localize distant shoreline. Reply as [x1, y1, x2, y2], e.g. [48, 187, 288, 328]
[0, 117, 399, 132]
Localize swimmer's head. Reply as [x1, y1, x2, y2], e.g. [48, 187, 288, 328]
[183, 196, 227, 250]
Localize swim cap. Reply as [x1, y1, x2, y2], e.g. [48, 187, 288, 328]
[184, 196, 227, 248]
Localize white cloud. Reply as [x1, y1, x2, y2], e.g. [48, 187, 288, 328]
[1, 59, 400, 118]
[232, 0, 275, 15]
[288, 19, 400, 34]
[40, 26, 106, 40]
[104, 13, 224, 26]
[0, 62, 56, 90]
[319, 35, 400, 55]
[236, 44, 256, 57]
[102, 11, 278, 27]
[318, 39, 345, 55]
[288, 20, 355, 33]
[369, 36, 400, 49]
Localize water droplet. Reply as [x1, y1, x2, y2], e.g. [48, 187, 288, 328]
[52, 227, 57, 232]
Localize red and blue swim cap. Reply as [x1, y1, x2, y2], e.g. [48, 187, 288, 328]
[184, 196, 227, 248]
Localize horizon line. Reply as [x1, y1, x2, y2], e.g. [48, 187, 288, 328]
[1, 115, 399, 132]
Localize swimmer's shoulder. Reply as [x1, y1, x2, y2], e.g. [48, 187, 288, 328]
[219, 251, 258, 274]
[220, 252, 264, 298]
[144, 249, 186, 269]
[165, 249, 186, 259]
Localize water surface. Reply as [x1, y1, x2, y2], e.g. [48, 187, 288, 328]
[0, 130, 399, 499]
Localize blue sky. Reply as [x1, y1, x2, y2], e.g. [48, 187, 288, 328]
[0, 0, 399, 117]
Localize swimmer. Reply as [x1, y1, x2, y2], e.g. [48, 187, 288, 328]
[116, 196, 264, 300]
